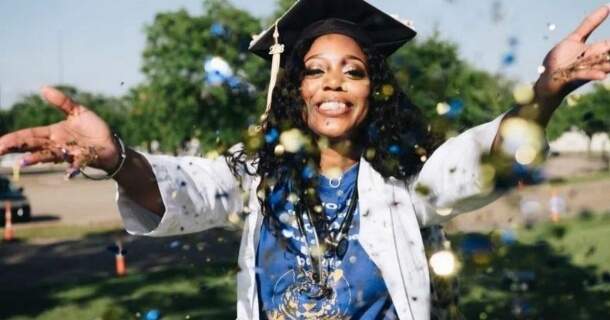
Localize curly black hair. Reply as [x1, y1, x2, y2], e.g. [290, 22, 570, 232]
[227, 36, 434, 227]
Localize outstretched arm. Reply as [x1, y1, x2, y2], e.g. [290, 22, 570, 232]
[495, 4, 610, 142]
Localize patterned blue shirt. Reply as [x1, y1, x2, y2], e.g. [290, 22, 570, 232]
[256, 164, 398, 319]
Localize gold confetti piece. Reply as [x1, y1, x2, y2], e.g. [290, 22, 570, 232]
[279, 128, 306, 153]
[365, 148, 376, 160]
[537, 65, 546, 74]
[436, 207, 453, 216]
[515, 145, 538, 165]
[429, 250, 458, 276]
[512, 83, 535, 105]
[381, 84, 395, 97]
[566, 94, 581, 107]
[499, 118, 544, 162]
[227, 212, 241, 225]
[205, 150, 220, 160]
[323, 166, 343, 179]
[12, 162, 20, 182]
[436, 102, 451, 115]
[287, 193, 299, 203]
[273, 144, 285, 156]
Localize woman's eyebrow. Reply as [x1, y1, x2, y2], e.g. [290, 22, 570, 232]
[304, 54, 366, 64]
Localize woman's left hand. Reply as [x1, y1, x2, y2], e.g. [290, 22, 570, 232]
[535, 4, 610, 107]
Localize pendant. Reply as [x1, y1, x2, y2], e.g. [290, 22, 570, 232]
[335, 238, 348, 258]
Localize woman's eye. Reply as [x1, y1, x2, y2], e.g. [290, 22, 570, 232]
[304, 68, 323, 76]
[346, 69, 366, 79]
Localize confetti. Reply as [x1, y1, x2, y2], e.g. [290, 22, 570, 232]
[145, 309, 161, 320]
[12, 162, 20, 182]
[210, 22, 227, 38]
[436, 207, 453, 216]
[537, 65, 546, 74]
[502, 52, 516, 66]
[547, 23, 556, 31]
[274, 144, 285, 156]
[499, 118, 544, 164]
[436, 102, 451, 115]
[203, 56, 233, 86]
[429, 250, 457, 276]
[512, 83, 535, 105]
[279, 128, 307, 153]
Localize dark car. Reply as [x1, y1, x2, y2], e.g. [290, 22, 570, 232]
[0, 175, 31, 224]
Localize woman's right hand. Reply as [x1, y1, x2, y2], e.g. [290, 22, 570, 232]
[0, 86, 120, 177]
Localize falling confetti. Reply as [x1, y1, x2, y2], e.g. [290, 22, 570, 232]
[210, 22, 227, 38]
[502, 52, 516, 67]
[12, 162, 20, 182]
[203, 56, 234, 86]
[537, 65, 546, 74]
[436, 102, 451, 115]
[499, 117, 545, 165]
[429, 250, 457, 276]
[547, 22, 556, 31]
[512, 83, 535, 105]
[279, 128, 307, 153]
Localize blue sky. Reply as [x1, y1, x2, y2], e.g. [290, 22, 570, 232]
[1, 0, 609, 108]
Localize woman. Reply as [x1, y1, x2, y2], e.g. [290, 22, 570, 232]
[1, 1, 610, 319]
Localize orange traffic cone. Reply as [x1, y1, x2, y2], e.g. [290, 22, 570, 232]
[3, 201, 14, 242]
[115, 240, 126, 276]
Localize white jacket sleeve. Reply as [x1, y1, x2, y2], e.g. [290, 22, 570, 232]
[116, 153, 244, 237]
[409, 114, 506, 227]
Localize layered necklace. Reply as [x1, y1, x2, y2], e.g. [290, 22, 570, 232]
[292, 177, 359, 298]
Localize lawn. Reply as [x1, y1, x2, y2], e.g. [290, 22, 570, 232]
[2, 213, 609, 320]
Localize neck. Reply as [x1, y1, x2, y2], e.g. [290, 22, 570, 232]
[319, 139, 363, 176]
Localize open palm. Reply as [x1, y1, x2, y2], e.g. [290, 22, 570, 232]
[0, 86, 119, 173]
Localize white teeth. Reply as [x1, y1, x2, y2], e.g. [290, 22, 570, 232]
[319, 101, 347, 112]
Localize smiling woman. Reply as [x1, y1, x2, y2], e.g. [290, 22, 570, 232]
[2, 0, 610, 319]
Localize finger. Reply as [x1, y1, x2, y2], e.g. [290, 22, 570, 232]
[569, 5, 610, 42]
[21, 149, 64, 167]
[0, 126, 52, 154]
[571, 69, 607, 81]
[41, 86, 79, 115]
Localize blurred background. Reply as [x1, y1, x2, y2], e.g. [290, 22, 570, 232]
[1, 0, 609, 319]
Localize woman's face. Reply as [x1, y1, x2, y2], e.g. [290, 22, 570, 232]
[300, 34, 371, 140]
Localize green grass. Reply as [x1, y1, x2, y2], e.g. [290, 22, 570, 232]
[13, 224, 123, 241]
[3, 213, 610, 319]
[1, 264, 238, 320]
[453, 212, 610, 319]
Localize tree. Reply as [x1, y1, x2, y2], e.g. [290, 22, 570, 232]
[389, 35, 514, 137]
[5, 85, 128, 136]
[133, 0, 269, 152]
[546, 84, 610, 153]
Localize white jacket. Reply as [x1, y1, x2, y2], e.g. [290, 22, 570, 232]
[116, 115, 505, 320]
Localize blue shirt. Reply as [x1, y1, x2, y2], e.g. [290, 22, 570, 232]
[256, 164, 398, 319]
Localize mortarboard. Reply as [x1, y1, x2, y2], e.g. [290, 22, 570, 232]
[248, 0, 417, 117]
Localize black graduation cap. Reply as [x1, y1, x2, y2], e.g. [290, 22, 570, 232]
[250, 0, 416, 117]
[249, 0, 417, 61]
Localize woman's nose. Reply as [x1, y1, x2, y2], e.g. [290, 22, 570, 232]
[322, 70, 344, 91]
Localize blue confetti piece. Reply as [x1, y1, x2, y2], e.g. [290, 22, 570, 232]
[210, 22, 227, 38]
[145, 309, 161, 320]
[265, 128, 279, 144]
[500, 229, 517, 245]
[388, 144, 401, 155]
[227, 76, 242, 90]
[459, 233, 493, 256]
[508, 36, 519, 47]
[301, 165, 316, 180]
[447, 99, 464, 118]
[502, 52, 516, 66]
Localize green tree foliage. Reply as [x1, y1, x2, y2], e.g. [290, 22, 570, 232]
[3, 85, 128, 135]
[546, 85, 610, 142]
[132, 0, 268, 152]
[389, 36, 514, 136]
